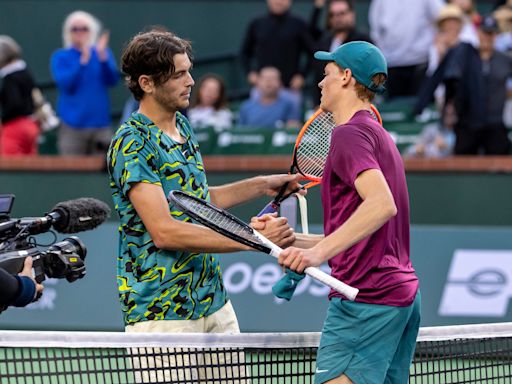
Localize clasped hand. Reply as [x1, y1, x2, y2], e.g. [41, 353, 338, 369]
[251, 215, 324, 274]
[250, 213, 295, 249]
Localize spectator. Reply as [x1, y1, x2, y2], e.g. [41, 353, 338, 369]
[415, 15, 512, 155]
[405, 4, 462, 159]
[404, 102, 456, 158]
[369, 0, 444, 99]
[188, 74, 233, 132]
[426, 3, 465, 113]
[309, 0, 372, 106]
[238, 67, 301, 129]
[428, 4, 465, 76]
[448, 0, 480, 47]
[240, 0, 314, 109]
[494, 3, 512, 127]
[50, 10, 119, 155]
[494, 3, 512, 54]
[0, 35, 39, 156]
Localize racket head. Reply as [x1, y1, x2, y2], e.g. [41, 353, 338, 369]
[292, 109, 335, 183]
[168, 191, 272, 254]
[292, 104, 382, 183]
[370, 104, 383, 125]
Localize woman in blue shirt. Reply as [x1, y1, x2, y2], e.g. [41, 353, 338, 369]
[51, 11, 119, 155]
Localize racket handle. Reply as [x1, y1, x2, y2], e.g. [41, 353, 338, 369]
[257, 201, 280, 217]
[304, 266, 359, 301]
[253, 231, 359, 301]
[257, 186, 304, 217]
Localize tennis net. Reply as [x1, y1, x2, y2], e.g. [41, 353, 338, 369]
[0, 322, 510, 383]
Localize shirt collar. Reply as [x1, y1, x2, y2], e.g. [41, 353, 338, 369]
[0, 59, 26, 78]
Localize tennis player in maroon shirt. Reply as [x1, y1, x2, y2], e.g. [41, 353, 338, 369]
[278, 41, 420, 384]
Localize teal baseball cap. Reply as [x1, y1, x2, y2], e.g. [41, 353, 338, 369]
[314, 41, 388, 94]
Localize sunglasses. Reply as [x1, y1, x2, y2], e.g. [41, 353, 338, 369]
[70, 26, 90, 33]
[329, 10, 350, 17]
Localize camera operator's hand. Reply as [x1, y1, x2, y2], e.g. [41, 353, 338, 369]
[19, 257, 44, 301]
[0, 257, 44, 313]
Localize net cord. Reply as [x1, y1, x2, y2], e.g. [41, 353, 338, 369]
[1, 322, 512, 349]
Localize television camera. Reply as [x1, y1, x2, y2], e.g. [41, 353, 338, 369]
[0, 194, 110, 283]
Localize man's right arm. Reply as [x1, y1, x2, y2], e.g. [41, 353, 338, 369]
[128, 182, 295, 252]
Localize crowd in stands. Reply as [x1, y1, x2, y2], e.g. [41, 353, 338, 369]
[1, 0, 512, 157]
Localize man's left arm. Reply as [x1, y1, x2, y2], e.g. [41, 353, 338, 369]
[279, 169, 397, 272]
[209, 174, 303, 209]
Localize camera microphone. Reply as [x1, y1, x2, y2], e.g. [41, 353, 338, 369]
[21, 198, 111, 235]
[49, 197, 111, 233]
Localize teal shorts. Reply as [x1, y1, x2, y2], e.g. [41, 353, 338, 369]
[315, 291, 421, 384]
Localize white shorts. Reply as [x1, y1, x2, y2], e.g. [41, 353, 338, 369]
[125, 301, 249, 383]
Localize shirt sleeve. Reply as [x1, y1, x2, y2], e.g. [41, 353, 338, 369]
[109, 130, 161, 196]
[0, 267, 21, 306]
[329, 124, 381, 187]
[50, 50, 83, 93]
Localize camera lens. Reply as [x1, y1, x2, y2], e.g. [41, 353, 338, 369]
[49, 236, 87, 260]
[43, 236, 87, 281]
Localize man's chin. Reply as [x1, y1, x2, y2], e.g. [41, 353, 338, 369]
[319, 102, 330, 113]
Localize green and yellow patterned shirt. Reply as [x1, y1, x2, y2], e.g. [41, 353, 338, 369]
[107, 112, 228, 325]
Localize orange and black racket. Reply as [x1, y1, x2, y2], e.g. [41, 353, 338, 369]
[257, 105, 382, 216]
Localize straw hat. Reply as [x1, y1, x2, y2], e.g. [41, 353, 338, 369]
[436, 4, 464, 27]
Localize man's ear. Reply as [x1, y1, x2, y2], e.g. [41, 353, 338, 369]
[138, 75, 154, 94]
[342, 68, 352, 82]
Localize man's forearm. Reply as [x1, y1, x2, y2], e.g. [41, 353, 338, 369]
[292, 233, 324, 249]
[210, 176, 267, 209]
[314, 195, 397, 262]
[152, 219, 249, 253]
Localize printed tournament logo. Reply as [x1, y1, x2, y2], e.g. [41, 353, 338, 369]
[439, 250, 512, 317]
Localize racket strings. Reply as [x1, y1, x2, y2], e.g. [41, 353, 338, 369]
[179, 197, 261, 244]
[296, 111, 335, 179]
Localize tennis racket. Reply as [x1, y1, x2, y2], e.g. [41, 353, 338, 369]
[258, 105, 382, 216]
[168, 190, 358, 301]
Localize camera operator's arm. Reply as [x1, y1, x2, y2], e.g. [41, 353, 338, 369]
[0, 258, 43, 310]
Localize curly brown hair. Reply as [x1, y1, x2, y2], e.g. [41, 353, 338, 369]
[121, 30, 193, 101]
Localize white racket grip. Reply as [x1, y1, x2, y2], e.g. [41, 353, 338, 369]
[295, 194, 309, 235]
[253, 230, 283, 257]
[253, 231, 359, 301]
[303, 266, 358, 301]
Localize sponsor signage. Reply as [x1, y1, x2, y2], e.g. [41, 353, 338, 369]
[439, 250, 512, 317]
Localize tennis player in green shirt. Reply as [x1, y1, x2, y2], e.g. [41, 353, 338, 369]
[107, 30, 303, 382]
